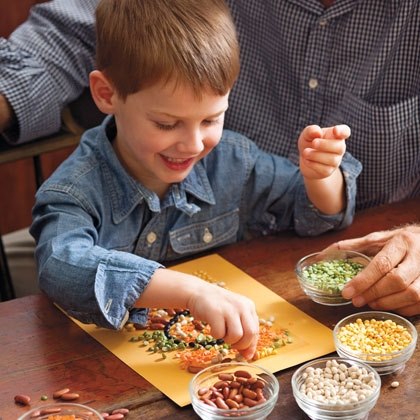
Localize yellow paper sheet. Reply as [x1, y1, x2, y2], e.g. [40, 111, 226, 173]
[67, 254, 335, 406]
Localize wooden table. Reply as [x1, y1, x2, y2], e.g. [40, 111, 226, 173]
[0, 198, 419, 419]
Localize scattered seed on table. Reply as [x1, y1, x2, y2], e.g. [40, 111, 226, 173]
[40, 395, 48, 401]
[391, 381, 400, 388]
[53, 387, 71, 399]
[14, 394, 31, 406]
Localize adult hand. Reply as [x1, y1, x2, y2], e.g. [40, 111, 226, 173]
[323, 224, 420, 316]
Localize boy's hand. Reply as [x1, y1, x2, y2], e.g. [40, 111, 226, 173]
[298, 124, 350, 180]
[187, 282, 259, 360]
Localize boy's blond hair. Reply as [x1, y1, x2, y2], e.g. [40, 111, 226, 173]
[95, 0, 239, 99]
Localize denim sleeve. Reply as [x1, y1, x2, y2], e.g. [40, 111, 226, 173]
[243, 142, 362, 236]
[293, 151, 362, 235]
[30, 191, 163, 330]
[0, 0, 97, 143]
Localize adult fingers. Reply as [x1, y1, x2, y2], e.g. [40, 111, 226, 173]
[342, 234, 408, 300]
[366, 276, 420, 314]
[323, 231, 395, 257]
[353, 248, 420, 309]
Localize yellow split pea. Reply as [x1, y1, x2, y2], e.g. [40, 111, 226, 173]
[337, 318, 412, 361]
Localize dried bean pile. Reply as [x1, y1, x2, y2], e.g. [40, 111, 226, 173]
[303, 259, 364, 293]
[298, 359, 378, 405]
[197, 369, 268, 410]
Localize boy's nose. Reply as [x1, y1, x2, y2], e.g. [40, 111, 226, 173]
[178, 129, 205, 155]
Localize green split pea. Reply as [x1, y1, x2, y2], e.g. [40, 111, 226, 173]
[302, 259, 364, 294]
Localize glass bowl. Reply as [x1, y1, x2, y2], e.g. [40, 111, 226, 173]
[333, 311, 417, 375]
[295, 250, 371, 306]
[189, 362, 279, 419]
[17, 403, 103, 419]
[292, 357, 381, 420]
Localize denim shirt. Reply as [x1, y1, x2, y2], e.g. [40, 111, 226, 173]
[30, 116, 361, 329]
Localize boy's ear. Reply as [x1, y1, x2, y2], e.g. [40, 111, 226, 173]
[89, 70, 117, 114]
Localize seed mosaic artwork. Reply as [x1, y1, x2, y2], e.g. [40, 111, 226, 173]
[64, 254, 336, 406]
[126, 270, 292, 372]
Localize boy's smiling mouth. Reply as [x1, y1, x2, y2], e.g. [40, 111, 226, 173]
[160, 155, 195, 170]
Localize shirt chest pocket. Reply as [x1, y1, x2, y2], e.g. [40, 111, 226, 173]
[169, 209, 239, 255]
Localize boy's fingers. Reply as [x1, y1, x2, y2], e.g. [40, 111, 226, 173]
[305, 124, 322, 140]
[332, 124, 351, 138]
[321, 125, 351, 139]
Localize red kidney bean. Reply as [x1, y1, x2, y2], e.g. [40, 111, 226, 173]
[198, 387, 209, 396]
[40, 407, 62, 415]
[234, 370, 252, 379]
[252, 379, 265, 389]
[242, 388, 257, 400]
[226, 398, 240, 409]
[215, 397, 229, 409]
[218, 373, 234, 381]
[14, 394, 31, 405]
[203, 398, 217, 408]
[228, 387, 238, 399]
[107, 414, 124, 420]
[243, 397, 258, 407]
[53, 387, 71, 398]
[60, 392, 80, 401]
[112, 408, 130, 415]
[233, 394, 243, 403]
[214, 380, 228, 389]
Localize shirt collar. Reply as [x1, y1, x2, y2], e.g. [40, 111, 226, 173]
[97, 116, 216, 224]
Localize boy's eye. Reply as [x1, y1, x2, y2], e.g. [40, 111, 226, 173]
[155, 122, 177, 131]
[203, 118, 221, 126]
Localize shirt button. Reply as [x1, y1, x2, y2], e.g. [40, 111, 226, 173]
[146, 232, 157, 244]
[319, 19, 327, 27]
[202, 228, 213, 244]
[308, 78, 319, 89]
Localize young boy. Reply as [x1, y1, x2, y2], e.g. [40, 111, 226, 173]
[30, 0, 361, 360]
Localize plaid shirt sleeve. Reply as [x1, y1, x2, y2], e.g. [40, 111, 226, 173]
[0, 0, 98, 144]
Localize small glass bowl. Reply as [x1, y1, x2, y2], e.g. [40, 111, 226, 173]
[333, 311, 417, 375]
[17, 403, 103, 419]
[292, 357, 381, 420]
[189, 362, 279, 419]
[295, 250, 371, 306]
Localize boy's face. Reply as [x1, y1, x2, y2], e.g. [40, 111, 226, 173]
[111, 81, 229, 198]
